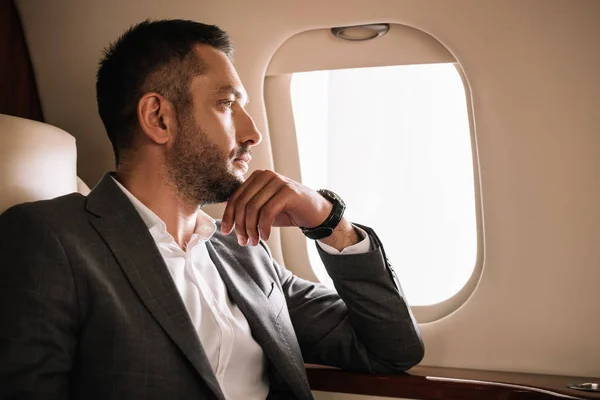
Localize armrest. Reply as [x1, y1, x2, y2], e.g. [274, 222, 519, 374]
[305, 364, 600, 399]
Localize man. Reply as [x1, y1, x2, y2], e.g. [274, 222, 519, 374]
[0, 19, 423, 400]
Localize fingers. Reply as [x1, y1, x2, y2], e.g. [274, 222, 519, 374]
[221, 170, 298, 247]
[233, 174, 281, 246]
[256, 191, 289, 241]
[240, 177, 285, 245]
[221, 170, 261, 235]
[221, 170, 281, 245]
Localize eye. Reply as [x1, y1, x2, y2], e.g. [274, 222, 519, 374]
[219, 100, 235, 109]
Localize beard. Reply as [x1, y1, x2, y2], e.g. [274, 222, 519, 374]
[164, 113, 248, 207]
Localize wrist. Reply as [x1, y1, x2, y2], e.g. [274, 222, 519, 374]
[318, 218, 360, 251]
[300, 189, 346, 240]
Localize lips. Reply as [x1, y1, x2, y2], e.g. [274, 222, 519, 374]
[234, 154, 251, 164]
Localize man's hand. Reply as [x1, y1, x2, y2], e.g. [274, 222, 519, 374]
[221, 170, 360, 250]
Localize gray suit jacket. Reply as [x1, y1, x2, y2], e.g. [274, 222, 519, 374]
[0, 173, 424, 400]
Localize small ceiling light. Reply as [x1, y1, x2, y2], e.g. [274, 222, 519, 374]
[331, 23, 390, 41]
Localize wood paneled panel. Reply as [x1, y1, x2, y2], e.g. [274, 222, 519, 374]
[0, 0, 43, 121]
[307, 365, 600, 400]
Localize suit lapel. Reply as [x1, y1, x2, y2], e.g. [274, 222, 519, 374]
[206, 239, 313, 400]
[86, 173, 225, 400]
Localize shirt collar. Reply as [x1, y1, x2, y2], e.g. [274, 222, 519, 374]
[112, 177, 217, 243]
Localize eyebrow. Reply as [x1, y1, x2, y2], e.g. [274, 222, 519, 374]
[213, 85, 249, 106]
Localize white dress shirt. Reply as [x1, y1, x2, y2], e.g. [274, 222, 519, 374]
[113, 178, 370, 399]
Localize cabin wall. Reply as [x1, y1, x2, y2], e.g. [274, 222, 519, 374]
[16, 0, 600, 380]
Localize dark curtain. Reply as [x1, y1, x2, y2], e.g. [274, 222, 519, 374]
[0, 0, 44, 121]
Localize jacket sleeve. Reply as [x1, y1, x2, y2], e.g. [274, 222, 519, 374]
[0, 205, 78, 399]
[274, 224, 424, 373]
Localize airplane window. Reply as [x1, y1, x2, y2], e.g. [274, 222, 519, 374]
[290, 63, 477, 306]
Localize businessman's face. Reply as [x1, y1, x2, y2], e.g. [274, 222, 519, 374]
[165, 45, 262, 206]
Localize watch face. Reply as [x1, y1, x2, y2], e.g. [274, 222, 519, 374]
[318, 189, 346, 207]
[301, 189, 346, 240]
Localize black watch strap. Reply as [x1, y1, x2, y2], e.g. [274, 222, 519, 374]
[301, 189, 346, 240]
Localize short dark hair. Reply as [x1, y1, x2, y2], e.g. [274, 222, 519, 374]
[96, 19, 233, 165]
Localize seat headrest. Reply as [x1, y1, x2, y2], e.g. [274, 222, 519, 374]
[0, 114, 79, 214]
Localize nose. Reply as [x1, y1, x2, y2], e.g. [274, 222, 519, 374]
[237, 108, 262, 147]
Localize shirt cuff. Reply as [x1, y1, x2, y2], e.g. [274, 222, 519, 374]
[317, 225, 372, 255]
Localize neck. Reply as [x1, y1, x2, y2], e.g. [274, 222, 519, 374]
[116, 165, 198, 249]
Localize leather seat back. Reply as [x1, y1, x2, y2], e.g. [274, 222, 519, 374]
[0, 113, 89, 214]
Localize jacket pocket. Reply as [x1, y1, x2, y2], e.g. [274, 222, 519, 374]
[266, 282, 285, 317]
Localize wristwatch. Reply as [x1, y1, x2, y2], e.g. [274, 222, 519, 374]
[301, 189, 346, 240]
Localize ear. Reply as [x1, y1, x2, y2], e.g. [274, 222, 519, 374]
[137, 93, 176, 145]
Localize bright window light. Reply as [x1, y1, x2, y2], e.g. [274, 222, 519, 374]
[290, 64, 478, 306]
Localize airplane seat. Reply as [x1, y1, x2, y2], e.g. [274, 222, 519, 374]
[0, 113, 90, 215]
